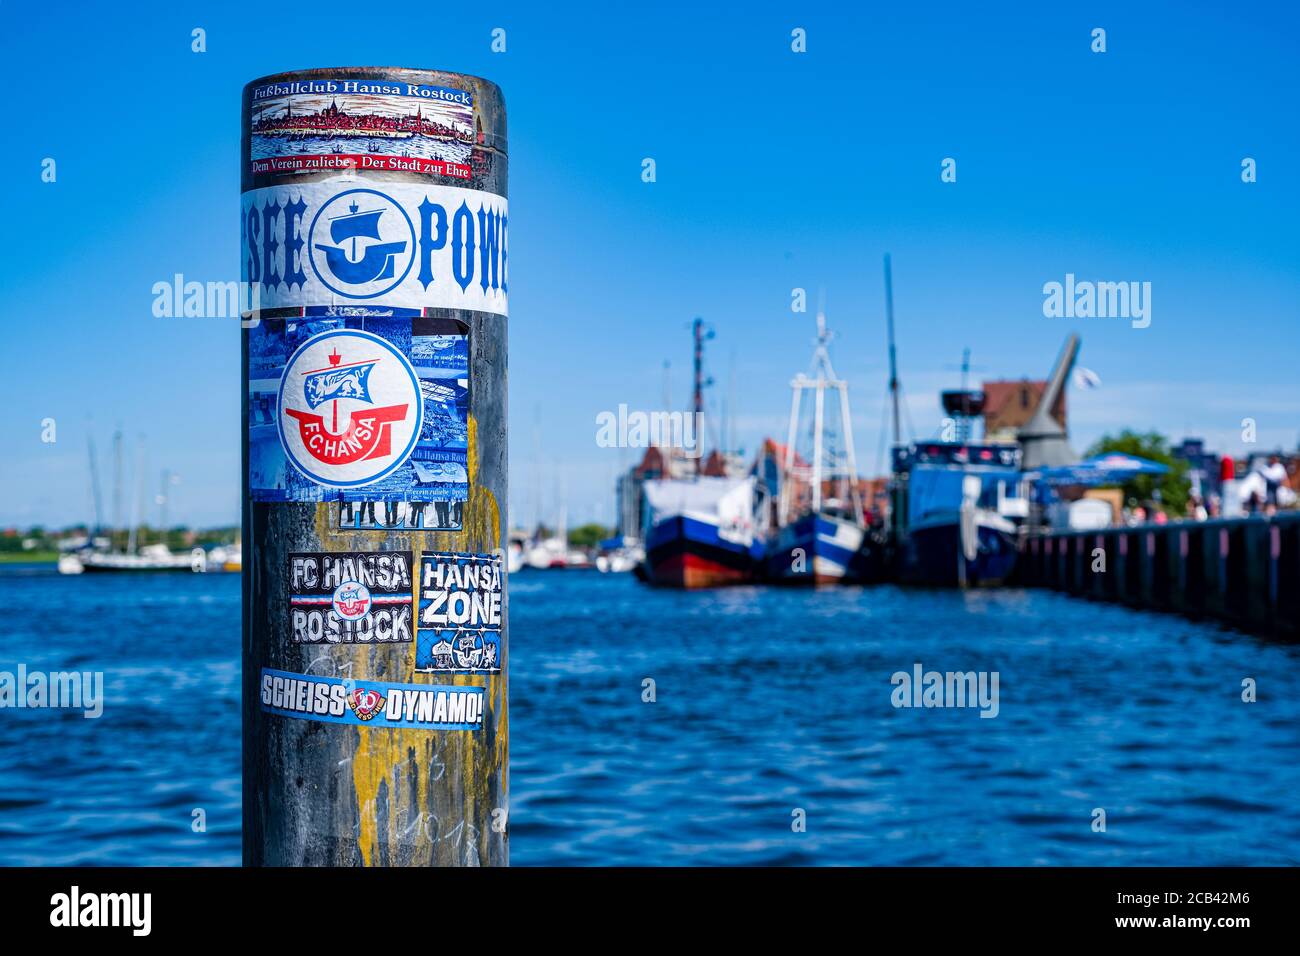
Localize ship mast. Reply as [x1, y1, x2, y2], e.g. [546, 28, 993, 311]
[690, 317, 713, 476]
[780, 307, 864, 524]
[884, 254, 902, 449]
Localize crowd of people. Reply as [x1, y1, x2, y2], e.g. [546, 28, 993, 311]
[1123, 453, 1295, 525]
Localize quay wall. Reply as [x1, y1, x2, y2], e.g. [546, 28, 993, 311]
[1018, 514, 1300, 639]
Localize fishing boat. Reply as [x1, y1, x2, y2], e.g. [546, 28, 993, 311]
[883, 272, 1074, 586]
[891, 441, 1026, 587]
[765, 307, 880, 584]
[638, 319, 769, 588]
[642, 475, 765, 588]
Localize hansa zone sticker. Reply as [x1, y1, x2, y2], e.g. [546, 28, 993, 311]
[416, 551, 502, 674]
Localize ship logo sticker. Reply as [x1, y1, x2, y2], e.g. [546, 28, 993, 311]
[332, 581, 371, 620]
[277, 329, 424, 487]
[308, 188, 416, 299]
[348, 687, 387, 721]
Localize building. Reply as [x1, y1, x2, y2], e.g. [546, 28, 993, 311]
[614, 445, 696, 540]
[982, 379, 1067, 442]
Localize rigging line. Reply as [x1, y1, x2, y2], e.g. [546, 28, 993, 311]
[902, 386, 917, 444]
[874, 382, 891, 478]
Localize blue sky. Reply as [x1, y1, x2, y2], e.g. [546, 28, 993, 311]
[2, 0, 1297, 529]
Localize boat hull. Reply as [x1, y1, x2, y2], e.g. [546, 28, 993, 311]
[643, 515, 761, 589]
[766, 513, 877, 585]
[900, 510, 1017, 587]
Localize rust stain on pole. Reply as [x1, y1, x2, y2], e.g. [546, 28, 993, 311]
[241, 68, 508, 866]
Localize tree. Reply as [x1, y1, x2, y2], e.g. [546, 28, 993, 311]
[1085, 430, 1191, 516]
[567, 523, 611, 549]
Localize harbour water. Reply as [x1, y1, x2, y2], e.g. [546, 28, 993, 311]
[1, 564, 1298, 866]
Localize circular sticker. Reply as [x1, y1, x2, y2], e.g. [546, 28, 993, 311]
[308, 188, 417, 300]
[277, 329, 425, 488]
[332, 580, 372, 621]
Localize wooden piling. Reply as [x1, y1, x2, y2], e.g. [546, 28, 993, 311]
[240, 68, 509, 865]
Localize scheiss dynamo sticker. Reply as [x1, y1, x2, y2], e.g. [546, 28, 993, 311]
[277, 328, 423, 488]
[260, 668, 484, 730]
[416, 551, 503, 674]
[289, 552, 414, 644]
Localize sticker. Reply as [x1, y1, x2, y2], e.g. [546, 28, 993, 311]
[336, 499, 463, 532]
[278, 328, 423, 488]
[248, 78, 482, 184]
[260, 667, 484, 730]
[289, 552, 414, 644]
[241, 181, 508, 316]
[249, 317, 468, 506]
[416, 552, 503, 673]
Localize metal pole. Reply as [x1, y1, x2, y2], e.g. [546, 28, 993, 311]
[884, 253, 901, 448]
[241, 67, 508, 866]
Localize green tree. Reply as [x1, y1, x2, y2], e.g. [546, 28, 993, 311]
[1085, 430, 1191, 516]
[567, 523, 612, 549]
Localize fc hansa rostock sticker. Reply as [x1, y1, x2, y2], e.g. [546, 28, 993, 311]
[249, 317, 469, 510]
[276, 328, 423, 488]
[289, 551, 414, 645]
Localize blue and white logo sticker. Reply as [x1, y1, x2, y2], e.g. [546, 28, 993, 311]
[308, 188, 417, 299]
[242, 180, 509, 315]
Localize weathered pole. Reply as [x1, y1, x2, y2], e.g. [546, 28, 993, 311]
[241, 68, 507, 865]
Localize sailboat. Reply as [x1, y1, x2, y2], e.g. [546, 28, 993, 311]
[765, 307, 879, 584]
[58, 435, 202, 575]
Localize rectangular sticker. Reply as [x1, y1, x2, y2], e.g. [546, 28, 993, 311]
[289, 551, 414, 644]
[336, 499, 463, 531]
[248, 78, 479, 183]
[241, 180, 507, 316]
[260, 667, 485, 730]
[416, 551, 503, 673]
[248, 316, 468, 506]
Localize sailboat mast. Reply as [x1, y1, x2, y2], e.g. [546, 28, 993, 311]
[127, 438, 144, 555]
[884, 254, 901, 448]
[112, 429, 122, 550]
[87, 433, 104, 539]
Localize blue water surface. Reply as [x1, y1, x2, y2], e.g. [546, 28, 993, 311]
[1, 564, 1297, 866]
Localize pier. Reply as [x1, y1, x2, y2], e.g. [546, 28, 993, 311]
[1019, 514, 1300, 639]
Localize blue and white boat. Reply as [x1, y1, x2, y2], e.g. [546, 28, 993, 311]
[891, 442, 1027, 587]
[642, 476, 767, 588]
[766, 308, 882, 584]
